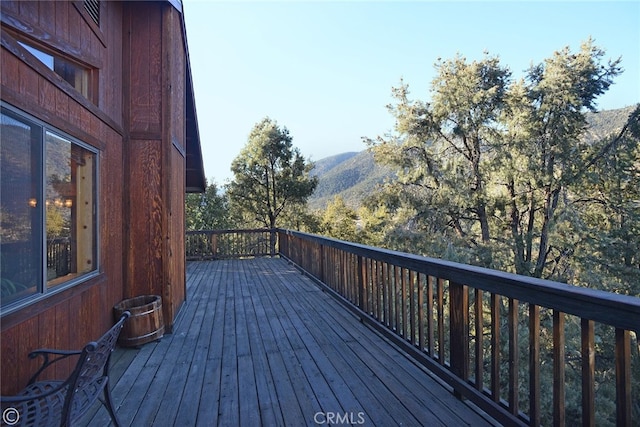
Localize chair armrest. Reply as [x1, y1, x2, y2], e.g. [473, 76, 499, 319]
[29, 349, 82, 358]
[1, 380, 68, 403]
[27, 349, 82, 385]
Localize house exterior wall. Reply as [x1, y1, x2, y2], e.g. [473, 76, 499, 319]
[1, 0, 193, 394]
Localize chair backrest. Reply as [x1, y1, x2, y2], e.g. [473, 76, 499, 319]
[62, 311, 130, 424]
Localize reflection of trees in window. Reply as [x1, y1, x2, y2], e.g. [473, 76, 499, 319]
[0, 109, 42, 304]
[1, 104, 97, 308]
[45, 131, 96, 285]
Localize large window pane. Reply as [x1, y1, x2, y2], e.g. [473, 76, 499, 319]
[45, 131, 96, 286]
[1, 104, 98, 310]
[0, 111, 42, 305]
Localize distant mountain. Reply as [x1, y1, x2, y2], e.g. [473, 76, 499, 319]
[311, 152, 359, 176]
[308, 106, 638, 211]
[584, 105, 636, 143]
[308, 150, 393, 210]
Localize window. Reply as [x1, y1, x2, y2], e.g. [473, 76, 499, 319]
[18, 41, 94, 102]
[1, 104, 98, 312]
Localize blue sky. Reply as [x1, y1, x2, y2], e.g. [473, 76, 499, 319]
[183, 1, 640, 184]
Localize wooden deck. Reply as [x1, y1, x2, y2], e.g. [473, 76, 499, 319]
[80, 258, 496, 426]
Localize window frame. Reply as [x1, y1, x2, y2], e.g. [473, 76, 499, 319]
[1, 102, 100, 316]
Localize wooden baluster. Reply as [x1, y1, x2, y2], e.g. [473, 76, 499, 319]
[385, 263, 392, 328]
[581, 319, 595, 427]
[553, 310, 565, 427]
[437, 278, 445, 364]
[418, 273, 425, 351]
[449, 280, 469, 399]
[357, 255, 364, 310]
[395, 266, 401, 334]
[409, 270, 416, 344]
[475, 288, 483, 391]
[529, 304, 541, 426]
[401, 268, 407, 338]
[615, 328, 631, 427]
[491, 293, 500, 403]
[427, 276, 434, 357]
[508, 298, 519, 416]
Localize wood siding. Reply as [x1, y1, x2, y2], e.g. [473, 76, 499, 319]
[123, 2, 188, 328]
[1, 0, 194, 393]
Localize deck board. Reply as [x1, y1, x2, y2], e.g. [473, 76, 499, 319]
[80, 258, 496, 426]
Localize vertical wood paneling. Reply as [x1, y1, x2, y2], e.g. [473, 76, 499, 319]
[19, 59, 39, 105]
[19, 317, 40, 389]
[128, 140, 163, 298]
[55, 84, 70, 122]
[128, 5, 162, 134]
[38, 1, 55, 35]
[54, 301, 71, 378]
[37, 309, 57, 381]
[18, 1, 38, 23]
[54, 0, 69, 40]
[68, 293, 82, 345]
[1, 325, 19, 394]
[1, 50, 19, 88]
[37, 75, 54, 108]
[2, 0, 191, 394]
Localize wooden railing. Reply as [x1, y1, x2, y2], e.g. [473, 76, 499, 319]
[47, 237, 71, 276]
[185, 229, 276, 260]
[186, 229, 640, 426]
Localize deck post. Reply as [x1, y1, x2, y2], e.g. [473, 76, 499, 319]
[449, 281, 469, 399]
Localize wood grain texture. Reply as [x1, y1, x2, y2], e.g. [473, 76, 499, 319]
[79, 259, 494, 427]
[2, 0, 194, 397]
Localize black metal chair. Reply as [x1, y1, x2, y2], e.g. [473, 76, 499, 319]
[1, 312, 130, 427]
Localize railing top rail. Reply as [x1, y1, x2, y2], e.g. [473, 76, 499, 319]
[186, 228, 272, 235]
[277, 228, 640, 332]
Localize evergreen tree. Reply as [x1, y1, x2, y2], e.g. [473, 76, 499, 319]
[185, 180, 231, 230]
[227, 118, 318, 230]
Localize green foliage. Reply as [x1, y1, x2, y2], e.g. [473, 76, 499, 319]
[569, 106, 640, 295]
[46, 206, 67, 236]
[227, 118, 318, 229]
[185, 180, 231, 230]
[351, 43, 638, 423]
[319, 196, 359, 242]
[365, 39, 631, 282]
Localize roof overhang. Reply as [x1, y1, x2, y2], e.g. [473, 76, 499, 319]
[172, 0, 206, 193]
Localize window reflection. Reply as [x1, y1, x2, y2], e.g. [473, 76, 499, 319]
[1, 105, 98, 308]
[45, 131, 96, 285]
[0, 111, 41, 304]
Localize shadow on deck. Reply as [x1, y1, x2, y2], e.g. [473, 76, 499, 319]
[81, 258, 496, 426]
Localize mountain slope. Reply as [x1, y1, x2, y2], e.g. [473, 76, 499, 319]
[308, 106, 637, 211]
[308, 150, 392, 210]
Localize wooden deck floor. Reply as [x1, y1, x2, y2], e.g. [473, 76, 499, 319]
[80, 258, 495, 426]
